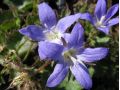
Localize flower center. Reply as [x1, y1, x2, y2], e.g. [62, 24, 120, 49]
[46, 30, 60, 40]
[96, 16, 106, 27]
[45, 26, 63, 44]
[62, 48, 77, 64]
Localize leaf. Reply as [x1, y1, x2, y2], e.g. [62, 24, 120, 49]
[0, 18, 20, 32]
[16, 37, 37, 56]
[96, 36, 110, 44]
[88, 67, 95, 77]
[0, 11, 13, 23]
[0, 74, 5, 86]
[54, 73, 83, 90]
[18, 0, 33, 13]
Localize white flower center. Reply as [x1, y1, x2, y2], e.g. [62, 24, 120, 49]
[44, 26, 63, 44]
[62, 48, 77, 65]
[96, 16, 106, 28]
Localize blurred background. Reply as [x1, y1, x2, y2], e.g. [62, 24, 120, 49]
[0, 0, 119, 90]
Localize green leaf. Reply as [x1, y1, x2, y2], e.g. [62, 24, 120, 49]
[96, 36, 110, 44]
[18, 0, 33, 12]
[16, 37, 37, 56]
[0, 18, 20, 32]
[0, 74, 5, 85]
[55, 74, 83, 90]
[0, 11, 13, 23]
[88, 67, 95, 77]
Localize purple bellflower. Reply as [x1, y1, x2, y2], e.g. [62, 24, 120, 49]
[19, 2, 80, 61]
[80, 0, 119, 34]
[46, 23, 108, 89]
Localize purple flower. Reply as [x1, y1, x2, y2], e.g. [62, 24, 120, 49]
[80, 0, 119, 34]
[19, 2, 80, 61]
[46, 23, 108, 89]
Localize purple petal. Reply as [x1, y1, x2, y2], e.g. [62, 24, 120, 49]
[38, 3, 57, 28]
[97, 26, 110, 34]
[70, 62, 92, 89]
[77, 48, 108, 62]
[105, 4, 119, 22]
[94, 0, 106, 20]
[68, 23, 84, 48]
[80, 13, 94, 24]
[56, 13, 80, 33]
[47, 63, 68, 87]
[63, 33, 71, 44]
[38, 41, 63, 61]
[19, 25, 44, 41]
[107, 17, 119, 27]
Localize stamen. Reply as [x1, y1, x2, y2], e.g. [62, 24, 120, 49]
[95, 16, 106, 27]
[62, 48, 77, 65]
[44, 23, 48, 29]
[61, 37, 67, 47]
[100, 16, 106, 24]
[95, 16, 105, 27]
[84, 62, 96, 66]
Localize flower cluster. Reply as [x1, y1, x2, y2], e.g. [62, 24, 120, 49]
[19, 0, 118, 89]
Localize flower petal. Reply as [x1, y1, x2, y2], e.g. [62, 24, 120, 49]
[97, 26, 110, 34]
[105, 4, 119, 22]
[107, 17, 119, 27]
[38, 41, 63, 61]
[70, 62, 92, 89]
[68, 23, 84, 48]
[38, 3, 57, 28]
[47, 63, 68, 87]
[94, 0, 106, 20]
[19, 25, 44, 41]
[56, 13, 80, 33]
[77, 48, 108, 62]
[80, 13, 94, 24]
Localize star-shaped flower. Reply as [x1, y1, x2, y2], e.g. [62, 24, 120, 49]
[80, 0, 119, 34]
[46, 23, 108, 89]
[19, 2, 80, 61]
